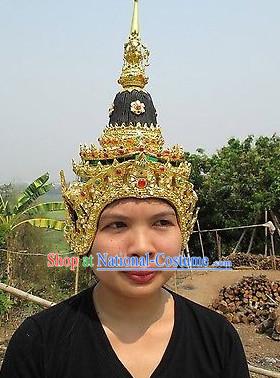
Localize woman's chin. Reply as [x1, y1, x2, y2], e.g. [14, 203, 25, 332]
[98, 271, 170, 297]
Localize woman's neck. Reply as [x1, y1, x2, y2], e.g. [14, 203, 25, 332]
[92, 282, 173, 327]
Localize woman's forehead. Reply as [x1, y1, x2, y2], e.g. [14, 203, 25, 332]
[101, 198, 176, 215]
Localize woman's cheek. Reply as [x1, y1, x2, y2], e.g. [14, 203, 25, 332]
[94, 237, 127, 257]
[156, 236, 181, 257]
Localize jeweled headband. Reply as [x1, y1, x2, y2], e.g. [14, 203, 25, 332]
[60, 0, 198, 255]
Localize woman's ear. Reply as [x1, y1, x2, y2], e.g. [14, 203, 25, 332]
[87, 237, 95, 257]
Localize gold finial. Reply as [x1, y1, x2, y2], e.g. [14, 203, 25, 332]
[130, 0, 139, 35]
[118, 0, 150, 90]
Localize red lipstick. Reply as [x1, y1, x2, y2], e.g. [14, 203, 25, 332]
[123, 271, 157, 284]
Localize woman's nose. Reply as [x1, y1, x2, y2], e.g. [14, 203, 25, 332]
[126, 229, 156, 257]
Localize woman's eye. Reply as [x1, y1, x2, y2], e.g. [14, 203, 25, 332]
[154, 219, 172, 227]
[106, 221, 127, 230]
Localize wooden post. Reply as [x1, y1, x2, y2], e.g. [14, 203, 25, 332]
[6, 250, 11, 286]
[196, 219, 205, 258]
[6, 236, 13, 287]
[270, 233, 277, 270]
[215, 232, 222, 260]
[265, 209, 268, 256]
[247, 227, 256, 254]
[6, 250, 13, 317]
[0, 282, 56, 308]
[248, 364, 280, 377]
[270, 210, 280, 237]
[233, 230, 246, 253]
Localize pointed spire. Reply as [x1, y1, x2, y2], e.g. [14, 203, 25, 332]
[118, 0, 150, 90]
[130, 0, 139, 35]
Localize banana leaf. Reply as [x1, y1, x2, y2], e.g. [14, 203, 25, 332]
[0, 195, 6, 213]
[14, 173, 49, 208]
[21, 202, 65, 217]
[14, 176, 53, 214]
[11, 218, 65, 231]
[0, 215, 7, 225]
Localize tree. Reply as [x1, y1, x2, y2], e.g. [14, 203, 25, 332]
[186, 135, 280, 255]
[185, 148, 211, 195]
[201, 135, 280, 228]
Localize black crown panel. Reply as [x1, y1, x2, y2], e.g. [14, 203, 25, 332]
[109, 90, 157, 126]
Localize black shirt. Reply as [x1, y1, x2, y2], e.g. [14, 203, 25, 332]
[0, 285, 249, 378]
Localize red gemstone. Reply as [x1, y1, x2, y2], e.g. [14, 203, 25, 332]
[137, 178, 147, 189]
[139, 146, 145, 152]
[159, 166, 165, 173]
[104, 153, 108, 158]
[116, 169, 122, 175]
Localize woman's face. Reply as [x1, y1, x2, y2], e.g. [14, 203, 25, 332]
[90, 198, 182, 298]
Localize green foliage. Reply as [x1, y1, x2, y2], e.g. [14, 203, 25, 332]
[201, 135, 280, 228]
[186, 135, 280, 256]
[0, 178, 90, 320]
[0, 224, 9, 248]
[185, 148, 211, 194]
[14, 172, 51, 214]
[0, 173, 65, 246]
[0, 291, 13, 315]
[15, 218, 65, 232]
[0, 184, 13, 202]
[22, 202, 65, 218]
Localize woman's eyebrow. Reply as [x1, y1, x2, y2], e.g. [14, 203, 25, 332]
[99, 210, 176, 222]
[150, 211, 177, 218]
[99, 214, 130, 222]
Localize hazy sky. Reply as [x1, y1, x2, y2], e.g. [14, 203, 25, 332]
[0, 0, 279, 184]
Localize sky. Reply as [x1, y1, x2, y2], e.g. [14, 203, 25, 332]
[0, 0, 279, 184]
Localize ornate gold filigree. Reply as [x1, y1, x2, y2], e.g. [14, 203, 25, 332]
[61, 154, 197, 255]
[78, 124, 185, 162]
[118, 0, 149, 89]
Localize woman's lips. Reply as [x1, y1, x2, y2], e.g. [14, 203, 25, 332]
[125, 270, 155, 275]
[122, 271, 157, 283]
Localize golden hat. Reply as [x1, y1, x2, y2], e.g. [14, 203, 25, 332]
[60, 0, 198, 255]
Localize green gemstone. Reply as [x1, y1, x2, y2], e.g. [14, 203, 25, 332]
[147, 155, 158, 162]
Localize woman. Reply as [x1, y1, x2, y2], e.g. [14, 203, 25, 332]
[0, 197, 250, 378]
[1, 1, 250, 377]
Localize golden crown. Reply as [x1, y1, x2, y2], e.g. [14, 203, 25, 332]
[60, 0, 198, 256]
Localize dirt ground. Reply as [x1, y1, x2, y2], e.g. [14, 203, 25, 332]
[166, 269, 280, 377]
[1, 269, 280, 377]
